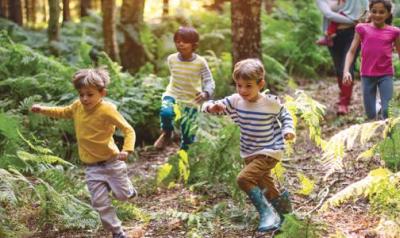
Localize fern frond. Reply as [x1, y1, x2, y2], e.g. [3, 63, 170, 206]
[321, 120, 388, 174]
[284, 90, 326, 147]
[16, 150, 73, 166]
[320, 168, 396, 211]
[296, 173, 315, 196]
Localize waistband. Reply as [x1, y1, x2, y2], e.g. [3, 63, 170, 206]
[84, 156, 119, 166]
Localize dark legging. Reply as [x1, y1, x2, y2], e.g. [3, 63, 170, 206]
[328, 27, 359, 106]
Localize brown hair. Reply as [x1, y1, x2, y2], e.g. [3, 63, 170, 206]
[369, 0, 393, 25]
[72, 68, 110, 91]
[232, 58, 265, 83]
[173, 26, 199, 49]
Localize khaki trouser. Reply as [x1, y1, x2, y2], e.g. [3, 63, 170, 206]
[236, 154, 279, 200]
[85, 159, 136, 235]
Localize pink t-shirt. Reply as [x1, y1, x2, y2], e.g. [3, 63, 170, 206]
[356, 23, 400, 77]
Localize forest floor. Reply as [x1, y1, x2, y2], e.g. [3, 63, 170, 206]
[46, 78, 382, 238]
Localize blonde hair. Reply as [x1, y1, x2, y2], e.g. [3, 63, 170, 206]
[72, 68, 110, 91]
[232, 58, 265, 83]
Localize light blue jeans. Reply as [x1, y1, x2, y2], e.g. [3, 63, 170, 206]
[361, 75, 393, 119]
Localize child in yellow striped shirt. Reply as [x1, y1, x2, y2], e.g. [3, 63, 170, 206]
[154, 26, 215, 150]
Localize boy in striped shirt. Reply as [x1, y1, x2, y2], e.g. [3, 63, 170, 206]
[202, 59, 295, 232]
[154, 26, 215, 150]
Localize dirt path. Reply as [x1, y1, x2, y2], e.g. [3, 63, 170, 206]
[73, 78, 381, 238]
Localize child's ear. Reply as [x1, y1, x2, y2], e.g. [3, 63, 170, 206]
[101, 89, 107, 97]
[258, 79, 266, 89]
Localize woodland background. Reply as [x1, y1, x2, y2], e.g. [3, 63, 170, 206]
[1, 0, 400, 237]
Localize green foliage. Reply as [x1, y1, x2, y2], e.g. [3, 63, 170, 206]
[275, 214, 320, 238]
[296, 173, 315, 196]
[377, 124, 400, 172]
[113, 200, 151, 223]
[35, 180, 99, 230]
[188, 120, 244, 201]
[262, 1, 331, 78]
[321, 119, 390, 178]
[369, 173, 400, 220]
[156, 149, 191, 187]
[321, 168, 396, 210]
[285, 90, 326, 147]
[205, 51, 235, 98]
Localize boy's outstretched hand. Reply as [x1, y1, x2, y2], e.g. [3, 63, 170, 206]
[194, 92, 209, 104]
[207, 102, 226, 113]
[284, 132, 295, 141]
[343, 72, 353, 85]
[117, 151, 129, 161]
[31, 104, 43, 113]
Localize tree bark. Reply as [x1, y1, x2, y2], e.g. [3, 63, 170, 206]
[25, 0, 29, 24]
[101, 0, 120, 62]
[48, 0, 60, 55]
[0, 0, 8, 18]
[264, 0, 275, 14]
[80, 0, 91, 17]
[231, 0, 262, 65]
[120, 0, 146, 73]
[8, 0, 23, 25]
[162, 0, 168, 17]
[42, 0, 48, 23]
[62, 0, 70, 23]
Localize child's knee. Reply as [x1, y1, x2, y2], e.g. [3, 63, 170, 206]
[236, 175, 252, 192]
[113, 187, 137, 201]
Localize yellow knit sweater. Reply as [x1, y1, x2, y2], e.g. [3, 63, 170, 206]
[39, 100, 135, 164]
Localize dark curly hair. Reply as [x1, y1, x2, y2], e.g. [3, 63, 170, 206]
[369, 0, 393, 25]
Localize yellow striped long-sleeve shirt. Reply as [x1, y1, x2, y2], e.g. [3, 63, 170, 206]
[164, 53, 215, 105]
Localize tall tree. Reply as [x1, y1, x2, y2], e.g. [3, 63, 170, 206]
[231, 0, 262, 65]
[8, 0, 23, 25]
[25, 0, 37, 25]
[62, 0, 70, 23]
[264, 0, 275, 14]
[80, 0, 91, 17]
[48, 0, 61, 54]
[0, 0, 8, 18]
[101, 0, 120, 62]
[120, 0, 147, 73]
[162, 0, 168, 17]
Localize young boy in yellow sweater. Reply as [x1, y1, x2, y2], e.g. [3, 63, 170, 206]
[31, 68, 136, 238]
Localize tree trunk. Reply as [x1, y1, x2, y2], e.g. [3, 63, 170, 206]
[120, 0, 146, 73]
[48, 0, 60, 54]
[0, 0, 8, 18]
[264, 0, 275, 14]
[8, 0, 23, 25]
[25, 0, 30, 24]
[162, 0, 168, 17]
[231, 0, 262, 65]
[62, 0, 70, 23]
[101, 0, 120, 62]
[80, 0, 91, 17]
[42, 0, 48, 23]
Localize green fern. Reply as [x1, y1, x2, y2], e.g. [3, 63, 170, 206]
[320, 168, 399, 211]
[284, 90, 326, 147]
[321, 119, 390, 178]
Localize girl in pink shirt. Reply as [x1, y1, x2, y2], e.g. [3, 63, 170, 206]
[343, 0, 400, 119]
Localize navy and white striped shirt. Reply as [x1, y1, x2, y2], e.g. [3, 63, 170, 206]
[203, 93, 294, 160]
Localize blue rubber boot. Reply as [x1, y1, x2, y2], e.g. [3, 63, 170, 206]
[248, 187, 281, 232]
[271, 190, 292, 223]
